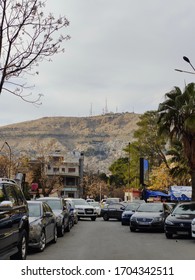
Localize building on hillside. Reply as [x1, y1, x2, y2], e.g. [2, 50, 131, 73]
[45, 150, 84, 198]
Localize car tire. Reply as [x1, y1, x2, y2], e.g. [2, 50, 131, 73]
[103, 213, 109, 221]
[38, 231, 46, 252]
[91, 217, 96, 221]
[165, 232, 173, 239]
[130, 226, 136, 232]
[52, 226, 58, 243]
[11, 229, 27, 260]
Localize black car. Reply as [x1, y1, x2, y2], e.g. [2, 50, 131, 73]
[164, 201, 195, 239]
[101, 202, 126, 221]
[130, 202, 171, 232]
[0, 178, 29, 260]
[121, 203, 140, 225]
[37, 197, 71, 237]
[28, 201, 57, 252]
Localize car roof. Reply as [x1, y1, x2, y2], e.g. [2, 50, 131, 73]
[27, 200, 42, 204]
[37, 197, 61, 200]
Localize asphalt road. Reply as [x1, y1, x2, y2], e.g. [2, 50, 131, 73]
[27, 218, 195, 260]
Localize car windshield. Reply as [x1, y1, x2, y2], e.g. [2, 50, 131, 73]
[28, 203, 41, 217]
[73, 199, 88, 206]
[125, 203, 139, 211]
[89, 202, 100, 207]
[40, 200, 61, 210]
[173, 204, 195, 215]
[137, 203, 163, 212]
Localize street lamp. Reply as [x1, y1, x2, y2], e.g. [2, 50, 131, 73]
[175, 56, 195, 74]
[128, 142, 130, 188]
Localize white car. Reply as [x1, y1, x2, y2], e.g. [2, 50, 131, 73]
[191, 218, 195, 237]
[88, 201, 101, 216]
[66, 198, 97, 221]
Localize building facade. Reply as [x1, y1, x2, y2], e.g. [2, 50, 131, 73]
[45, 150, 84, 198]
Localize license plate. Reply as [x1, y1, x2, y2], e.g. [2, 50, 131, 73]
[86, 210, 92, 214]
[177, 231, 188, 235]
[139, 222, 150, 225]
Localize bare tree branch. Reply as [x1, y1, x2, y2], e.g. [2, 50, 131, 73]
[0, 0, 70, 104]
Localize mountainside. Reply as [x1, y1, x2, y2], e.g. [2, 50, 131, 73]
[0, 112, 141, 174]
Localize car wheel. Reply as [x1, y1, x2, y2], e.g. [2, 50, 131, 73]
[165, 232, 173, 239]
[38, 231, 46, 252]
[11, 229, 27, 260]
[130, 226, 136, 232]
[91, 217, 96, 221]
[52, 226, 58, 243]
[103, 213, 109, 221]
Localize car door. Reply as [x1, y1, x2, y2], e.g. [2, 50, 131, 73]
[42, 202, 55, 241]
[62, 200, 69, 227]
[0, 185, 13, 254]
[3, 184, 21, 245]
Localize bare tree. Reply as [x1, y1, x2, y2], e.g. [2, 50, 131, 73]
[0, 0, 70, 104]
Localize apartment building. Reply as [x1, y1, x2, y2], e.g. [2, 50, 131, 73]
[45, 150, 84, 198]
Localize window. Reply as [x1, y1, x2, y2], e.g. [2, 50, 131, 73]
[53, 167, 59, 172]
[4, 184, 18, 206]
[68, 168, 75, 173]
[62, 168, 65, 172]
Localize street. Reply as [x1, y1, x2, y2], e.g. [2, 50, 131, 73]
[28, 218, 195, 260]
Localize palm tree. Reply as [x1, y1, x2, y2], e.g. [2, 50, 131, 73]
[158, 83, 195, 200]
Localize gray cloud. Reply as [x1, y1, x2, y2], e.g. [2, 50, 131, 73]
[1, 0, 195, 125]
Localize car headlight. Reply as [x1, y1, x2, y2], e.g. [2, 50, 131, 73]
[78, 208, 84, 210]
[165, 219, 174, 225]
[130, 216, 136, 221]
[56, 216, 63, 224]
[30, 222, 41, 236]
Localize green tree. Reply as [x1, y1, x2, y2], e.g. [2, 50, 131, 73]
[0, 0, 69, 103]
[133, 110, 169, 169]
[158, 83, 195, 199]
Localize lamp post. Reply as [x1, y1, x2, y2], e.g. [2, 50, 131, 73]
[128, 142, 130, 188]
[175, 56, 195, 74]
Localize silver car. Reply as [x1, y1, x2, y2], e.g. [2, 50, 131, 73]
[27, 201, 57, 252]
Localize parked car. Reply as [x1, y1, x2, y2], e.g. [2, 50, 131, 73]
[86, 198, 95, 203]
[130, 202, 171, 232]
[0, 178, 29, 260]
[100, 202, 126, 221]
[88, 201, 101, 216]
[104, 197, 122, 206]
[64, 199, 78, 225]
[37, 197, 71, 236]
[27, 200, 57, 252]
[66, 198, 97, 221]
[164, 201, 195, 238]
[121, 203, 140, 225]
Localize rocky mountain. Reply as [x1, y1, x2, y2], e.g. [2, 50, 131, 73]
[0, 112, 141, 174]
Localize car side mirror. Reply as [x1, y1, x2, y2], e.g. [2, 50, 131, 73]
[45, 212, 53, 218]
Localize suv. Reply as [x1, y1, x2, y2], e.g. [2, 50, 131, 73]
[0, 178, 29, 260]
[66, 198, 97, 221]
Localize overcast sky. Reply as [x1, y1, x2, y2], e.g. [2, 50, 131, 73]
[1, 0, 195, 126]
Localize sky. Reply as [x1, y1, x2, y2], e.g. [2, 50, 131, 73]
[1, 0, 195, 126]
